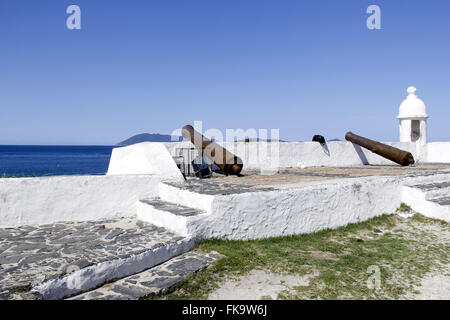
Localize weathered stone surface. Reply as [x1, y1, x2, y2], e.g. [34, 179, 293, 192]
[69, 251, 223, 300]
[140, 199, 206, 217]
[165, 180, 275, 195]
[19, 253, 59, 265]
[111, 285, 149, 299]
[140, 276, 182, 289]
[168, 257, 207, 276]
[0, 254, 29, 265]
[410, 181, 450, 191]
[0, 217, 187, 299]
[105, 229, 124, 240]
[431, 197, 450, 206]
[0, 290, 11, 300]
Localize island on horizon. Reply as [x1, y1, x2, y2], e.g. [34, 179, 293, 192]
[116, 133, 183, 146]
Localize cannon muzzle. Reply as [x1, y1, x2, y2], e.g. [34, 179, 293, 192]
[345, 132, 415, 166]
[182, 125, 243, 175]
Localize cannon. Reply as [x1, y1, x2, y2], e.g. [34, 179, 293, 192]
[345, 132, 415, 166]
[182, 125, 243, 175]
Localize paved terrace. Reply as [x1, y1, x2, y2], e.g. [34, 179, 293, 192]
[210, 164, 450, 187]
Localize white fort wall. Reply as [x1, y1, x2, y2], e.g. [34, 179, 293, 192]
[0, 142, 184, 227]
[106, 142, 185, 180]
[204, 176, 403, 240]
[0, 140, 448, 228]
[164, 141, 420, 170]
[424, 142, 450, 163]
[0, 175, 160, 227]
[154, 173, 450, 240]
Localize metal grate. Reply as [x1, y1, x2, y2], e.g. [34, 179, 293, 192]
[173, 147, 199, 176]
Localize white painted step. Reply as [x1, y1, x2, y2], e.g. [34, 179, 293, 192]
[158, 182, 215, 213]
[402, 185, 450, 222]
[137, 199, 208, 237]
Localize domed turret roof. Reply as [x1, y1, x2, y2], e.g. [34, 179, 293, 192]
[398, 86, 428, 119]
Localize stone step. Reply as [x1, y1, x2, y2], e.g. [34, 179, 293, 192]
[68, 251, 222, 300]
[158, 181, 215, 212]
[157, 180, 271, 213]
[140, 199, 207, 217]
[137, 199, 208, 237]
[429, 196, 450, 206]
[408, 181, 450, 200]
[401, 185, 450, 222]
[0, 218, 197, 300]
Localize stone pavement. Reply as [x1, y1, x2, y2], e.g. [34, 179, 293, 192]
[165, 165, 450, 193]
[210, 164, 450, 187]
[166, 179, 275, 195]
[0, 217, 194, 299]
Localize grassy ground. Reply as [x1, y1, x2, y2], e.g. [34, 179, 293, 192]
[147, 209, 449, 300]
[0, 173, 37, 178]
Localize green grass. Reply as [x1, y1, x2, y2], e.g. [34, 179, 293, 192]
[0, 173, 43, 178]
[396, 202, 412, 213]
[146, 212, 449, 300]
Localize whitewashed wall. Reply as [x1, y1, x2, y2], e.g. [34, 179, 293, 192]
[0, 175, 160, 227]
[204, 176, 403, 239]
[107, 142, 184, 181]
[424, 142, 450, 163]
[164, 141, 419, 170]
[1, 140, 447, 228]
[156, 173, 450, 240]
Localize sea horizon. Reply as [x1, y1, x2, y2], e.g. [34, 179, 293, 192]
[0, 145, 115, 177]
[0, 144, 116, 147]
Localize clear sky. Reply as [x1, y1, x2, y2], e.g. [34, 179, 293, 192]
[1, 0, 449, 145]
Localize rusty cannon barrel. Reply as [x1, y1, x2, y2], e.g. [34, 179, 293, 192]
[182, 125, 243, 175]
[345, 132, 415, 166]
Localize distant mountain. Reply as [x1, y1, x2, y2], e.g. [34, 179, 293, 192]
[238, 138, 286, 142]
[327, 139, 342, 141]
[116, 133, 183, 146]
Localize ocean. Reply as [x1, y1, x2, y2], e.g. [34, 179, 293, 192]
[0, 146, 114, 177]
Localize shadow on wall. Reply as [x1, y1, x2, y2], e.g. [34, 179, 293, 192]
[321, 143, 330, 156]
[312, 135, 330, 156]
[352, 144, 369, 165]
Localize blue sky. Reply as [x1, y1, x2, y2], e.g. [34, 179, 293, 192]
[1, 0, 449, 145]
